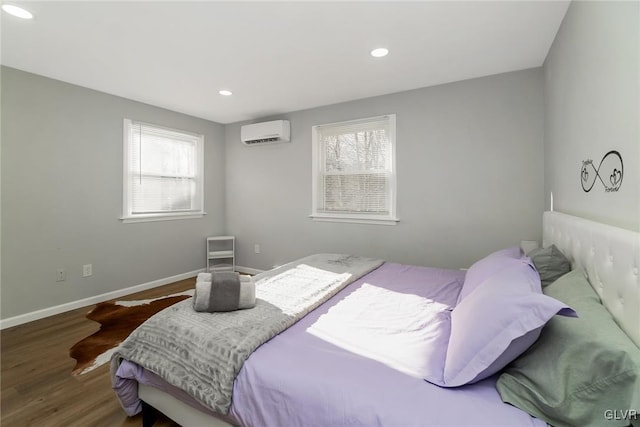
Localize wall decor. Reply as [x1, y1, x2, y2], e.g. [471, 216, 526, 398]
[581, 150, 623, 193]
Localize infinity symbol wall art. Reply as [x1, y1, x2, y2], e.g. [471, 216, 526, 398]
[581, 150, 623, 193]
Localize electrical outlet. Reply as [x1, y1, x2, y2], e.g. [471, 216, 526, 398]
[56, 268, 66, 282]
[82, 264, 93, 277]
[254, 244, 261, 254]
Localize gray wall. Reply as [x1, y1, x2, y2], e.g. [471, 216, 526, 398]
[225, 69, 545, 271]
[544, 1, 639, 231]
[1, 67, 226, 319]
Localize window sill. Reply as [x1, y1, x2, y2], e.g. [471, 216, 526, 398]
[309, 214, 399, 226]
[121, 212, 206, 223]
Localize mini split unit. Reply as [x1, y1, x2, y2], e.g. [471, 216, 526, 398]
[241, 120, 290, 146]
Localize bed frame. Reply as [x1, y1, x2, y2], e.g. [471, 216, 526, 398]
[139, 211, 640, 426]
[543, 211, 640, 349]
[139, 385, 231, 427]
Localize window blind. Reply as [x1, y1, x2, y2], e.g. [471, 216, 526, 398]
[315, 116, 394, 216]
[125, 120, 203, 216]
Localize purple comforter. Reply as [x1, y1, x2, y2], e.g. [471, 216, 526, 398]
[116, 262, 547, 426]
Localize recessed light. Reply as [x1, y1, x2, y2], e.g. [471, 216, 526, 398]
[2, 4, 33, 19]
[219, 90, 233, 96]
[370, 48, 389, 58]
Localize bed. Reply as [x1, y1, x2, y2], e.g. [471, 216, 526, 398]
[111, 211, 640, 427]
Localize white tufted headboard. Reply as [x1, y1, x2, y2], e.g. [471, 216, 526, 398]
[543, 211, 640, 349]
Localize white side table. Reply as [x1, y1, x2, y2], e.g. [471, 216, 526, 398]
[206, 236, 235, 272]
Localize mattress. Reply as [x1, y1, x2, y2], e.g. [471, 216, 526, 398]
[117, 262, 547, 426]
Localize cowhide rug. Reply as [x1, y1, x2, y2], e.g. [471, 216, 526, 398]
[69, 290, 193, 375]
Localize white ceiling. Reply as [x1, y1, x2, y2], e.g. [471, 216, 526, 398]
[1, 1, 570, 124]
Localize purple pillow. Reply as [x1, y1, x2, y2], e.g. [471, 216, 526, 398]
[441, 263, 576, 387]
[457, 246, 525, 304]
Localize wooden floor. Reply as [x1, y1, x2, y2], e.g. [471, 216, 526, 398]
[1, 278, 196, 427]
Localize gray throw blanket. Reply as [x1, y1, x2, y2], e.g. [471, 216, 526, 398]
[111, 253, 383, 415]
[193, 272, 256, 312]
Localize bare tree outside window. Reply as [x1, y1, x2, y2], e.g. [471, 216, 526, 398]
[312, 115, 397, 225]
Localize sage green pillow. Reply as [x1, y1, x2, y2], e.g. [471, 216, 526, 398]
[528, 244, 571, 287]
[496, 269, 640, 427]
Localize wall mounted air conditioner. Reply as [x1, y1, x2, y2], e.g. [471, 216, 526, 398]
[241, 120, 290, 145]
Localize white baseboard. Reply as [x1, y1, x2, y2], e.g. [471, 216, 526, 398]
[0, 268, 205, 330]
[235, 265, 265, 275]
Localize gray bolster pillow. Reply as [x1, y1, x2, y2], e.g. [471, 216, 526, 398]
[193, 272, 256, 312]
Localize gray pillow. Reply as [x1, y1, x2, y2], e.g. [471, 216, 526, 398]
[528, 244, 571, 287]
[496, 269, 640, 427]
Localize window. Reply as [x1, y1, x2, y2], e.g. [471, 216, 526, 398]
[122, 119, 204, 222]
[311, 114, 398, 225]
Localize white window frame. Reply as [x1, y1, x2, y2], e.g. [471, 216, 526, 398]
[311, 114, 399, 225]
[121, 119, 205, 223]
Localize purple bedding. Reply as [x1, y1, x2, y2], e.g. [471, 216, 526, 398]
[116, 262, 547, 426]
